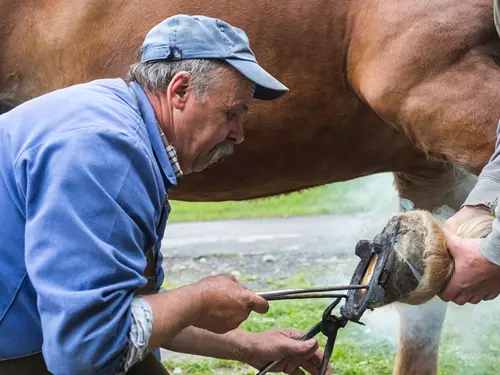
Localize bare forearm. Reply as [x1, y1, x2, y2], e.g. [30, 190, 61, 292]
[161, 326, 252, 363]
[141, 274, 268, 354]
[143, 286, 201, 350]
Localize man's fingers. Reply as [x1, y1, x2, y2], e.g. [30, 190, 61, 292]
[438, 229, 462, 303]
[281, 328, 307, 340]
[453, 292, 471, 306]
[309, 350, 332, 375]
[439, 278, 461, 302]
[323, 363, 333, 375]
[302, 358, 322, 375]
[250, 294, 269, 314]
[282, 358, 308, 375]
[281, 338, 319, 356]
[307, 350, 322, 369]
[484, 293, 499, 301]
[441, 228, 462, 257]
[289, 368, 305, 375]
[469, 295, 483, 304]
[288, 354, 330, 375]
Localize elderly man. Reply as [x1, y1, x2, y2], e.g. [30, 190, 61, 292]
[0, 15, 328, 375]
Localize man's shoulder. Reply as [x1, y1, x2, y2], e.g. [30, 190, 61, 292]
[57, 78, 143, 132]
[12, 78, 140, 128]
[54, 78, 136, 115]
[69, 78, 131, 100]
[2, 78, 148, 161]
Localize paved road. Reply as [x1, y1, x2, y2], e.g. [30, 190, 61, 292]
[162, 212, 396, 258]
[160, 212, 400, 289]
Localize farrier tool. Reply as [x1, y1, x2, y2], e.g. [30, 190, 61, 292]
[255, 221, 405, 375]
[256, 284, 368, 301]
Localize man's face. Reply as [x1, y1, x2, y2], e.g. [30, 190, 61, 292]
[173, 68, 255, 174]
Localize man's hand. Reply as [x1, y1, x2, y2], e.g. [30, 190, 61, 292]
[443, 205, 490, 232]
[191, 274, 269, 334]
[243, 328, 332, 375]
[439, 229, 500, 304]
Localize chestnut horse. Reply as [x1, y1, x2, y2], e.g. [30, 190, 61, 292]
[2, 0, 500, 373]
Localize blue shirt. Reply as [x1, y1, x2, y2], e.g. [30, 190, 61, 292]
[0, 79, 176, 374]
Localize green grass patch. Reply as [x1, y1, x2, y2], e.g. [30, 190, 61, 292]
[163, 272, 500, 374]
[163, 358, 252, 375]
[168, 174, 398, 223]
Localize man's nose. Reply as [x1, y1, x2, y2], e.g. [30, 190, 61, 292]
[230, 120, 244, 144]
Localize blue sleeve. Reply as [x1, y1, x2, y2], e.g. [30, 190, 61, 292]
[16, 127, 161, 375]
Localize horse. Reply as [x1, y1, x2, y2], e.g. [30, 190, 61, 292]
[2, 0, 499, 373]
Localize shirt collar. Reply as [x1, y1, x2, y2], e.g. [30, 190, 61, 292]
[156, 125, 183, 179]
[128, 82, 179, 188]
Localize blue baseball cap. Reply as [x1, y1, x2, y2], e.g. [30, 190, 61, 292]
[140, 15, 288, 100]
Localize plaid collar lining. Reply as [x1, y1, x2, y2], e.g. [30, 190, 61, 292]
[156, 124, 183, 179]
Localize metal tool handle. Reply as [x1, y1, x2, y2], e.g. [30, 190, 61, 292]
[261, 293, 347, 301]
[257, 284, 367, 301]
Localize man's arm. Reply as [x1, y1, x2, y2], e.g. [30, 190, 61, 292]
[160, 326, 330, 375]
[18, 127, 162, 375]
[143, 274, 269, 350]
[461, 121, 500, 264]
[161, 326, 253, 362]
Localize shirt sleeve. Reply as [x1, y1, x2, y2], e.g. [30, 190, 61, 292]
[463, 121, 500, 264]
[120, 297, 154, 372]
[16, 127, 161, 375]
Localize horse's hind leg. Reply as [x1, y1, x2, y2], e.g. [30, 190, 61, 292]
[392, 161, 477, 375]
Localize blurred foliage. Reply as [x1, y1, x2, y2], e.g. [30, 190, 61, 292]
[168, 174, 398, 223]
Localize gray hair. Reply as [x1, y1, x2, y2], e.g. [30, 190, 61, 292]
[127, 59, 229, 102]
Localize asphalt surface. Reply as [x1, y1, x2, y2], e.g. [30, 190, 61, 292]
[160, 212, 396, 288]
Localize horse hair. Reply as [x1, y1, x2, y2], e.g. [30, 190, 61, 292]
[391, 210, 494, 305]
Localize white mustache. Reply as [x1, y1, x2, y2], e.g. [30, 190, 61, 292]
[193, 141, 234, 171]
[206, 141, 234, 164]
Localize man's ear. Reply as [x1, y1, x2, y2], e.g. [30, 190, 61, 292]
[169, 71, 191, 110]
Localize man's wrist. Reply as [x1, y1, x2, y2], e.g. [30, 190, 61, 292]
[445, 205, 484, 232]
[231, 329, 254, 363]
[224, 329, 259, 364]
[173, 285, 205, 326]
[462, 175, 500, 212]
[160, 326, 256, 363]
[462, 204, 491, 213]
[143, 284, 204, 349]
[478, 235, 500, 266]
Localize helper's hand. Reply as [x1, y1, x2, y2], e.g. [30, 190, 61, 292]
[244, 328, 332, 375]
[439, 229, 500, 305]
[443, 205, 490, 232]
[191, 274, 269, 334]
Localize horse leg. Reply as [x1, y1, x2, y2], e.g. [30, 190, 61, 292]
[392, 161, 477, 375]
[348, 4, 500, 372]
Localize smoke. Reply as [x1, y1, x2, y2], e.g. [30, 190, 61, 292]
[299, 172, 497, 370]
[323, 173, 401, 214]
[306, 174, 500, 367]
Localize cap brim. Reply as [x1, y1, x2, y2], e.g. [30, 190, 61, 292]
[225, 58, 288, 100]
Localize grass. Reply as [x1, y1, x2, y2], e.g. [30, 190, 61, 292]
[162, 273, 500, 375]
[168, 174, 399, 223]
